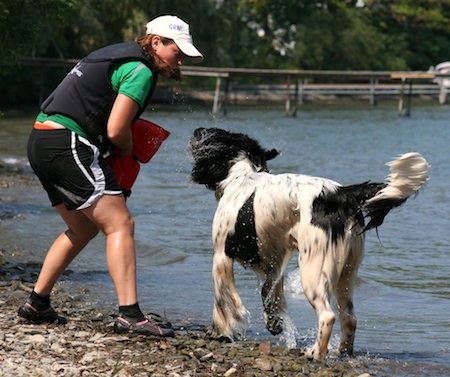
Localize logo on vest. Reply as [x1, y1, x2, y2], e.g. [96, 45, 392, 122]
[70, 62, 83, 78]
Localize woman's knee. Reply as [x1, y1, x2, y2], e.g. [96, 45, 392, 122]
[103, 213, 135, 237]
[66, 225, 99, 245]
[87, 195, 135, 235]
[122, 214, 135, 235]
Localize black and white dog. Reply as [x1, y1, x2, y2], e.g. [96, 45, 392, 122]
[189, 127, 429, 361]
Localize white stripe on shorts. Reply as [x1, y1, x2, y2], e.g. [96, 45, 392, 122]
[70, 133, 107, 210]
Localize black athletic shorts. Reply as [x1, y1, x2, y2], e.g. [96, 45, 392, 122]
[27, 127, 122, 210]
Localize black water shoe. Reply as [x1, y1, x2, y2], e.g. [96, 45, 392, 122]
[18, 300, 67, 325]
[114, 316, 175, 337]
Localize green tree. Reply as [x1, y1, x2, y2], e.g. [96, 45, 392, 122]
[0, 0, 80, 62]
[2, 0, 450, 109]
[365, 0, 450, 69]
[0, 0, 214, 108]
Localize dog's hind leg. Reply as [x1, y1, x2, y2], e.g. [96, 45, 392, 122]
[336, 235, 364, 356]
[210, 249, 247, 340]
[302, 276, 335, 361]
[261, 274, 287, 335]
[299, 234, 337, 361]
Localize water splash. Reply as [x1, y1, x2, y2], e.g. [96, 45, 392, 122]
[284, 268, 306, 300]
[278, 314, 300, 349]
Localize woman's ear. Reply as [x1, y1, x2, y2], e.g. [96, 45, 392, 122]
[151, 36, 161, 51]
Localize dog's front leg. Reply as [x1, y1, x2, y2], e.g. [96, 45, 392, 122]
[262, 275, 286, 335]
[210, 249, 247, 340]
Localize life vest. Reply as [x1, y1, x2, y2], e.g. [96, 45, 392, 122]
[41, 41, 158, 153]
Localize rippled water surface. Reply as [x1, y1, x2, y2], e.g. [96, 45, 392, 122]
[1, 103, 449, 376]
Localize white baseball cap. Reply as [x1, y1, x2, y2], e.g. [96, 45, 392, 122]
[146, 15, 203, 63]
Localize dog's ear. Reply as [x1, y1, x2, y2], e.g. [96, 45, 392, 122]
[265, 149, 280, 161]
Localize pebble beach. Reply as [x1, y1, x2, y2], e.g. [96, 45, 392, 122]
[0, 266, 374, 377]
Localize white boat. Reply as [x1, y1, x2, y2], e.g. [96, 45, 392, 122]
[428, 61, 450, 88]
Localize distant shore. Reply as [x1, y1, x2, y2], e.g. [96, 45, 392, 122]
[154, 83, 444, 108]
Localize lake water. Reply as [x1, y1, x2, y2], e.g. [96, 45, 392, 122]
[1, 103, 449, 376]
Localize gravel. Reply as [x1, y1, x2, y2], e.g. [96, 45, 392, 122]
[0, 249, 377, 377]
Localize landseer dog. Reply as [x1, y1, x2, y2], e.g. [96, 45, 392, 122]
[189, 127, 429, 361]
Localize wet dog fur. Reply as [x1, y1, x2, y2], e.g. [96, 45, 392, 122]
[189, 127, 429, 361]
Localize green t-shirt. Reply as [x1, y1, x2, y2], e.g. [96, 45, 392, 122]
[36, 61, 153, 139]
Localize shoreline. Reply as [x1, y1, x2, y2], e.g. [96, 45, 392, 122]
[0, 90, 445, 120]
[0, 257, 374, 377]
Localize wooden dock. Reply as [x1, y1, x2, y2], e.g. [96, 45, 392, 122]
[390, 73, 440, 116]
[19, 58, 450, 116]
[181, 66, 450, 116]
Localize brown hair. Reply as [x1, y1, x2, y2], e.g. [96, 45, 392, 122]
[134, 35, 181, 81]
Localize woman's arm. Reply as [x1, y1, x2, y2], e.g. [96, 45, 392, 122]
[107, 93, 140, 156]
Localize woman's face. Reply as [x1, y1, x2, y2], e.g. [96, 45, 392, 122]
[152, 36, 185, 78]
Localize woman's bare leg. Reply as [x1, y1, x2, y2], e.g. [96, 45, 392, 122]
[34, 203, 99, 295]
[34, 194, 137, 305]
[24, 194, 173, 336]
[81, 194, 138, 306]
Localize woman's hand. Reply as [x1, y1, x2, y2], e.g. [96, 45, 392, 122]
[107, 94, 140, 157]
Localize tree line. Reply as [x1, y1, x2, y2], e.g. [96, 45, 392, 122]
[1, 0, 450, 108]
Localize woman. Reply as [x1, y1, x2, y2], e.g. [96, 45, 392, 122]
[18, 15, 203, 337]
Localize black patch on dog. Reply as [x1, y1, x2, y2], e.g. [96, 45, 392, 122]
[311, 183, 386, 242]
[225, 192, 261, 265]
[311, 191, 355, 243]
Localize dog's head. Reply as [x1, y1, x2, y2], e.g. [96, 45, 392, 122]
[189, 127, 279, 190]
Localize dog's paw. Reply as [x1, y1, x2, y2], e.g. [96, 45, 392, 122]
[338, 343, 354, 357]
[213, 335, 234, 343]
[266, 315, 284, 335]
[305, 344, 327, 362]
[206, 326, 234, 342]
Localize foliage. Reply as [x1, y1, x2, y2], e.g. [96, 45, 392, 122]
[0, 0, 81, 61]
[365, 0, 450, 69]
[1, 0, 450, 108]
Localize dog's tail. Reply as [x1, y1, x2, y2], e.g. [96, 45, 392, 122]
[360, 152, 430, 232]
